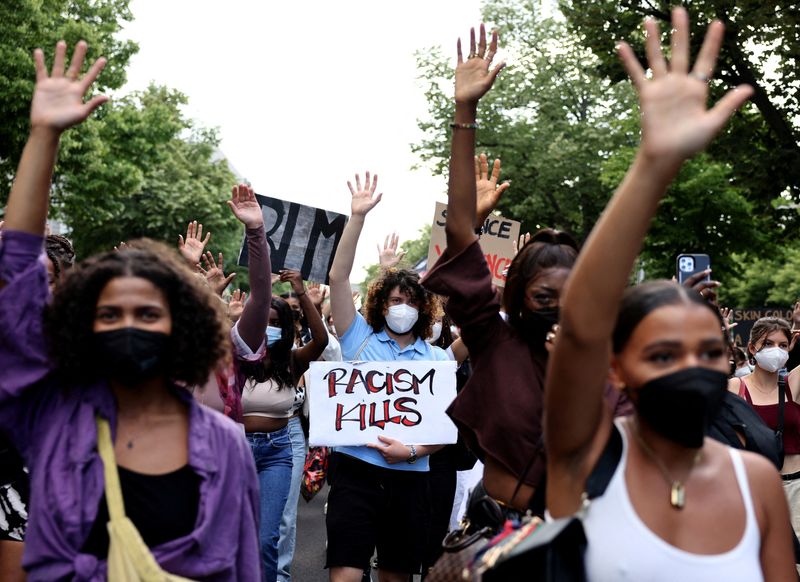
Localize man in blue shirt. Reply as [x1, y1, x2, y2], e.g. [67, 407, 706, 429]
[327, 172, 448, 582]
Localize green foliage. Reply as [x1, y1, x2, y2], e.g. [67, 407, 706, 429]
[0, 0, 138, 200]
[722, 245, 800, 308]
[54, 84, 240, 261]
[559, 0, 800, 231]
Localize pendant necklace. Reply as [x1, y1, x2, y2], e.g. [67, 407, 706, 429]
[631, 421, 702, 510]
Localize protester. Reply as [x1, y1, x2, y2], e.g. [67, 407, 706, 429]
[544, 9, 794, 579]
[731, 318, 800, 545]
[421, 27, 578, 516]
[326, 172, 449, 582]
[228, 191, 328, 581]
[0, 40, 261, 580]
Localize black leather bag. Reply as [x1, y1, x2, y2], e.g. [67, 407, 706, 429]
[479, 425, 623, 582]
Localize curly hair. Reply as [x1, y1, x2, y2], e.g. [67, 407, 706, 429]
[503, 229, 578, 335]
[239, 297, 296, 390]
[364, 268, 435, 340]
[45, 234, 76, 282]
[45, 239, 229, 388]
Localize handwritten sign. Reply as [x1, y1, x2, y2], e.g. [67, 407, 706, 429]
[427, 202, 520, 287]
[238, 195, 347, 284]
[731, 308, 794, 346]
[307, 360, 458, 446]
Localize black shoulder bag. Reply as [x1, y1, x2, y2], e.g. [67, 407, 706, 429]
[776, 370, 787, 469]
[478, 425, 623, 582]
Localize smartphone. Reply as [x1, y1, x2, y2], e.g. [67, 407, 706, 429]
[676, 254, 711, 285]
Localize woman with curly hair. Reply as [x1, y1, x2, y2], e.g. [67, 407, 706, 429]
[0, 41, 260, 580]
[326, 173, 449, 582]
[227, 193, 328, 581]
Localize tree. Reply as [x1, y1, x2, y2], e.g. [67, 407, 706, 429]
[413, 0, 769, 282]
[0, 0, 138, 201]
[54, 85, 240, 261]
[560, 0, 800, 234]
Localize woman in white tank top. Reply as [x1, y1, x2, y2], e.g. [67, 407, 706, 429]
[543, 9, 794, 581]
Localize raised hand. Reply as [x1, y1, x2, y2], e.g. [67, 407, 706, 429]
[30, 41, 108, 132]
[475, 154, 510, 226]
[347, 172, 382, 217]
[228, 289, 247, 323]
[512, 232, 531, 257]
[279, 269, 305, 295]
[377, 232, 406, 269]
[681, 268, 720, 305]
[617, 8, 753, 168]
[227, 184, 264, 229]
[199, 251, 236, 296]
[177, 220, 211, 265]
[306, 283, 328, 307]
[455, 24, 505, 105]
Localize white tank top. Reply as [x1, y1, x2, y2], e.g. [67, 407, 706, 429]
[583, 422, 763, 582]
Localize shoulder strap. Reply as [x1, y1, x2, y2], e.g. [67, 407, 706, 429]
[738, 377, 747, 398]
[585, 423, 623, 500]
[778, 371, 787, 434]
[353, 336, 370, 360]
[95, 416, 127, 522]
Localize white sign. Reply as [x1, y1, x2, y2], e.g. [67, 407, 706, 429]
[308, 360, 459, 447]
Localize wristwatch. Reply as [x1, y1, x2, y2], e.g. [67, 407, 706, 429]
[406, 445, 418, 464]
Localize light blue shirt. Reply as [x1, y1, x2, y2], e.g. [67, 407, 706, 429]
[337, 312, 449, 471]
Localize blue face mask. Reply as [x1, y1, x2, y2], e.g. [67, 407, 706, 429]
[266, 326, 283, 347]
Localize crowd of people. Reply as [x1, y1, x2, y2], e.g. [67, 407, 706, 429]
[1, 7, 800, 582]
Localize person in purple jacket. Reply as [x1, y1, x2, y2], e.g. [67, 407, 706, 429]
[0, 41, 262, 581]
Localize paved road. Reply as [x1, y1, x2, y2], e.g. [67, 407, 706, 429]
[291, 484, 330, 581]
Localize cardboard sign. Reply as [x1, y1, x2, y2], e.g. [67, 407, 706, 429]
[238, 194, 347, 284]
[731, 307, 794, 346]
[427, 202, 520, 286]
[307, 360, 458, 447]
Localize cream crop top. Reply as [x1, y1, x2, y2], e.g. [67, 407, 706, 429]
[241, 378, 296, 419]
[582, 420, 763, 582]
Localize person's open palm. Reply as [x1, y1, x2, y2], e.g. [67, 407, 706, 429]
[475, 153, 510, 225]
[177, 220, 210, 265]
[455, 24, 505, 105]
[347, 172, 382, 217]
[227, 184, 264, 229]
[618, 8, 753, 166]
[30, 40, 108, 132]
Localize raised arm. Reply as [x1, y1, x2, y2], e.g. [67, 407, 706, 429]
[444, 25, 504, 255]
[545, 10, 753, 461]
[3, 41, 107, 239]
[228, 184, 270, 352]
[328, 172, 382, 336]
[280, 269, 329, 376]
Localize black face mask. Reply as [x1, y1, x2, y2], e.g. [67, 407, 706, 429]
[633, 367, 727, 448]
[521, 308, 559, 348]
[94, 328, 170, 387]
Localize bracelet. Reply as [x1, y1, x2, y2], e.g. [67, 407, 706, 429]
[450, 122, 478, 130]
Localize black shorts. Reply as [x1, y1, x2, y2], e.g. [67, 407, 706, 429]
[325, 452, 430, 574]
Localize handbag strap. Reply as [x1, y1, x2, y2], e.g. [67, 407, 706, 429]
[95, 416, 127, 522]
[584, 423, 623, 500]
[778, 371, 787, 437]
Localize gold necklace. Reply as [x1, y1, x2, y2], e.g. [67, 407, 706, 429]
[631, 421, 702, 510]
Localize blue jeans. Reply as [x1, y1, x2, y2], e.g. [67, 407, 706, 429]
[277, 416, 307, 581]
[247, 426, 293, 582]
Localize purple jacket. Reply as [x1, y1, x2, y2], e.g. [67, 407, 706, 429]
[0, 230, 261, 581]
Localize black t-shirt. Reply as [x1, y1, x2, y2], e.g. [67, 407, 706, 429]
[81, 464, 201, 557]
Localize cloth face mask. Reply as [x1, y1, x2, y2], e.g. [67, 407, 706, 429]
[754, 347, 789, 373]
[634, 366, 728, 448]
[94, 328, 170, 387]
[385, 304, 419, 335]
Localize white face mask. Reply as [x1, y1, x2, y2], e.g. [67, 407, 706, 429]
[426, 322, 443, 344]
[385, 304, 419, 335]
[753, 347, 789, 373]
[733, 365, 752, 378]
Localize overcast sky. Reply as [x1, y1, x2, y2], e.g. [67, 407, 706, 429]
[119, 0, 490, 279]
